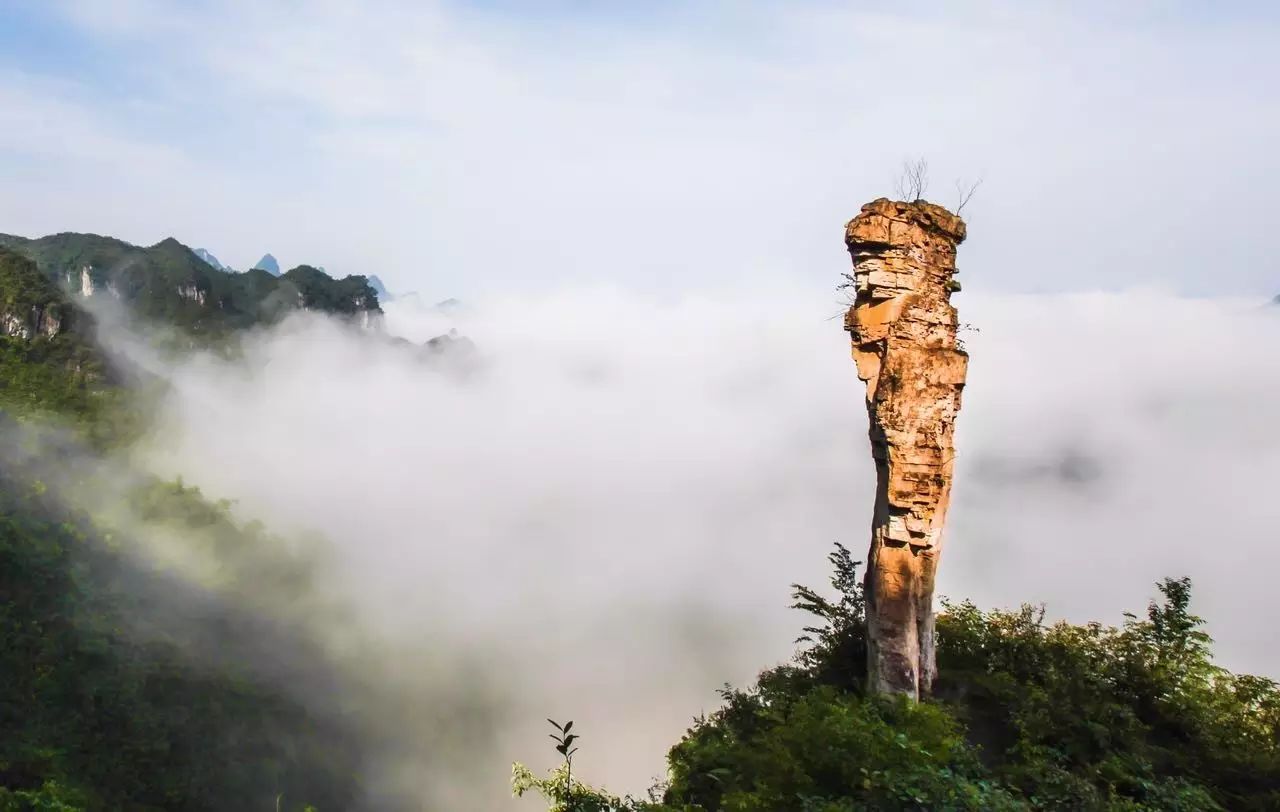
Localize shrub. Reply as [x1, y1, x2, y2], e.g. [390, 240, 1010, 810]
[519, 546, 1280, 811]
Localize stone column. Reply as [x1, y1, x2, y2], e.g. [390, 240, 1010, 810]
[842, 198, 968, 699]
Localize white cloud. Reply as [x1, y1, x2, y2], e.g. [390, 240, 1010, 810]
[128, 287, 1280, 805]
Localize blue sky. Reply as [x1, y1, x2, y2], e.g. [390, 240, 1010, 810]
[1, 0, 1277, 297]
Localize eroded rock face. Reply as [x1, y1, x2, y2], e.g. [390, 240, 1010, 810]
[176, 283, 207, 305]
[2, 304, 66, 340]
[842, 198, 967, 700]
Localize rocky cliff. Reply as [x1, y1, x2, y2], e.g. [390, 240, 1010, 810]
[0, 247, 118, 419]
[842, 198, 968, 700]
[1, 248, 71, 340]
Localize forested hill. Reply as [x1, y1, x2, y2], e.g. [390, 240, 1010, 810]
[0, 418, 369, 810]
[0, 232, 382, 335]
[0, 243, 385, 809]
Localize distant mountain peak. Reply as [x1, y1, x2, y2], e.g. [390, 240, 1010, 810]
[194, 248, 226, 271]
[366, 274, 390, 301]
[254, 253, 281, 276]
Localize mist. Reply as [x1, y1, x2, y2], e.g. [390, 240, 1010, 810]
[120, 286, 1280, 807]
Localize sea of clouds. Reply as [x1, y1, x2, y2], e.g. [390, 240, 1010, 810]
[124, 287, 1280, 807]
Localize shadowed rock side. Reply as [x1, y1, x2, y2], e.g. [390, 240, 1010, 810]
[842, 198, 967, 700]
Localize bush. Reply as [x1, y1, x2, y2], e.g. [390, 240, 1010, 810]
[663, 682, 1021, 811]
[519, 546, 1280, 811]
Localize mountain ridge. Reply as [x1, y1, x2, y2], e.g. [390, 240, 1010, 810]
[0, 231, 382, 336]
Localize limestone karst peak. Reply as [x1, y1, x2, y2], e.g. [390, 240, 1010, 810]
[253, 253, 281, 276]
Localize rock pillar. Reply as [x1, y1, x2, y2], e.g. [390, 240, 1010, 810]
[842, 198, 968, 699]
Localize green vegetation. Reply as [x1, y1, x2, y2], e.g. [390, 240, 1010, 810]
[516, 545, 1280, 811]
[0, 245, 73, 326]
[0, 232, 381, 337]
[0, 420, 365, 811]
[280, 265, 379, 317]
[0, 329, 108, 421]
[0, 249, 144, 449]
[1, 250, 115, 424]
[0, 243, 375, 808]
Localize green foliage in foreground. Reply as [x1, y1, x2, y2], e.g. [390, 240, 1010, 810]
[516, 545, 1280, 811]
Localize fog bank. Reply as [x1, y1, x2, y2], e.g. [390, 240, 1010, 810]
[133, 287, 1280, 805]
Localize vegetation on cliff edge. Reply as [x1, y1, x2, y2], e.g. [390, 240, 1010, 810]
[516, 545, 1280, 811]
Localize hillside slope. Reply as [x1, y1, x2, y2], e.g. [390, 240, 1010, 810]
[0, 245, 380, 809]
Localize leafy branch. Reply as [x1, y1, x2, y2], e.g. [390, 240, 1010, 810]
[548, 718, 580, 810]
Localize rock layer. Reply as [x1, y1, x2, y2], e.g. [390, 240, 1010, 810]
[842, 198, 967, 700]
